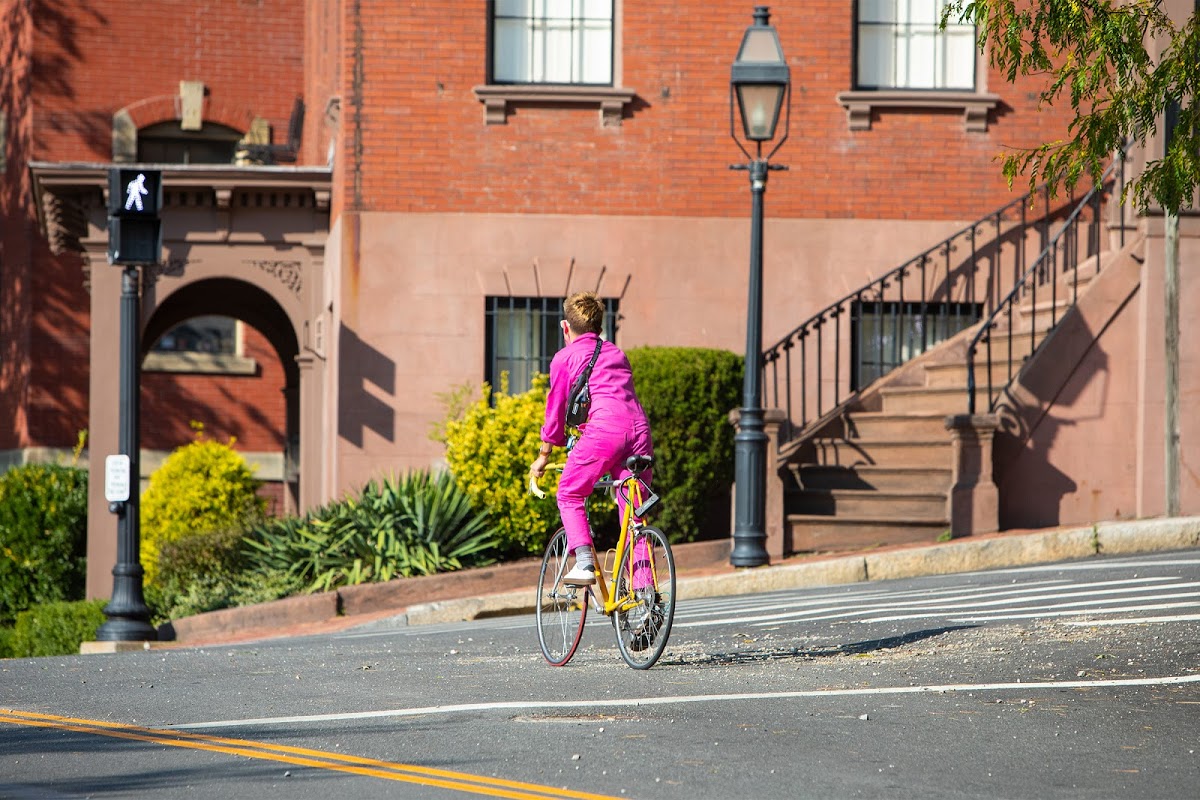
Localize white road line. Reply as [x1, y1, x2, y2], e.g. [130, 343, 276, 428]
[1062, 614, 1200, 625]
[677, 580, 1073, 621]
[949, 600, 1200, 622]
[686, 578, 1180, 628]
[991, 557, 1200, 574]
[859, 585, 1200, 623]
[170, 674, 1200, 731]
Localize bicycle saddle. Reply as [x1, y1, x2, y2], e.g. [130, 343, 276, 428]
[625, 455, 653, 474]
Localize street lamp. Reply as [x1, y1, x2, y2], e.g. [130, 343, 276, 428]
[729, 6, 790, 568]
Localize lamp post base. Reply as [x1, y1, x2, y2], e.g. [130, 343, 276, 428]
[95, 560, 157, 642]
[731, 407, 771, 567]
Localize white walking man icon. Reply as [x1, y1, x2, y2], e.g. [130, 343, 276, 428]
[124, 173, 149, 212]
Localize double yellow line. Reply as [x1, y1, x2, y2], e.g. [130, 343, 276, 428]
[0, 709, 621, 800]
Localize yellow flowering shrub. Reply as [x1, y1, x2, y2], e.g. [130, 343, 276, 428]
[443, 374, 562, 556]
[140, 426, 266, 584]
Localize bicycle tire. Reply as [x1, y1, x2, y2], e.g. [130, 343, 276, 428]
[612, 525, 675, 669]
[536, 528, 588, 666]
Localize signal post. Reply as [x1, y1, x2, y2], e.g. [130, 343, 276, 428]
[94, 167, 161, 642]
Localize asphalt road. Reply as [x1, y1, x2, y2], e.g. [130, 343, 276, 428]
[2, 550, 1198, 799]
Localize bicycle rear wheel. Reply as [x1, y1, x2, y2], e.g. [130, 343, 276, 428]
[612, 525, 675, 669]
[536, 528, 588, 666]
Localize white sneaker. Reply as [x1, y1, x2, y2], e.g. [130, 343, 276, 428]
[563, 563, 596, 586]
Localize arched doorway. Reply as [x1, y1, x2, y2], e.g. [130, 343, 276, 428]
[142, 278, 301, 514]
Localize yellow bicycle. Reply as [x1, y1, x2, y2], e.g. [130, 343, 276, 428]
[529, 455, 676, 669]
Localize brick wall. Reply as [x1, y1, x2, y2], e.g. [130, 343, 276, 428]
[10, 0, 304, 453]
[32, 0, 304, 163]
[335, 1, 1076, 221]
[0, 0, 33, 449]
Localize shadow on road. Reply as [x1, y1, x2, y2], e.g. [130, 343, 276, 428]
[662, 625, 976, 668]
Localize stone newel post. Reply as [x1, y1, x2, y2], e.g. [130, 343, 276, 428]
[944, 414, 1001, 537]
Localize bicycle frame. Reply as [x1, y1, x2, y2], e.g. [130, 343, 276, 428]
[589, 474, 659, 617]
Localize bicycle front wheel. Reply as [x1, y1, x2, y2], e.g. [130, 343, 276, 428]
[612, 525, 675, 669]
[536, 528, 588, 666]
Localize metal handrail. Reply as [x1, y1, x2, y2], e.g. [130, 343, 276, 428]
[764, 182, 1069, 448]
[966, 151, 1127, 414]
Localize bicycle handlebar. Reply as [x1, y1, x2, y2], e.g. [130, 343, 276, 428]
[528, 463, 564, 499]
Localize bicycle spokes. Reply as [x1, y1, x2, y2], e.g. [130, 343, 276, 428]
[612, 527, 676, 669]
[536, 529, 588, 666]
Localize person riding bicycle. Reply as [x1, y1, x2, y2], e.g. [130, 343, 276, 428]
[529, 291, 654, 587]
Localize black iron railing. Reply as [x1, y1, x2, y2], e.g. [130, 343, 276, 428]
[966, 153, 1128, 414]
[764, 184, 1073, 449]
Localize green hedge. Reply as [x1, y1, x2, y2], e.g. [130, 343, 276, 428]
[626, 346, 742, 543]
[0, 464, 89, 626]
[6, 599, 108, 658]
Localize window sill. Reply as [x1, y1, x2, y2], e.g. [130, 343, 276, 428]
[472, 84, 637, 127]
[835, 90, 1001, 132]
[143, 351, 258, 376]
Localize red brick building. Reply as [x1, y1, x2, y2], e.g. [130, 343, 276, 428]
[2, 1, 1196, 599]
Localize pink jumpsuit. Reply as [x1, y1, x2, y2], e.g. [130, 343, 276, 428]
[540, 333, 654, 556]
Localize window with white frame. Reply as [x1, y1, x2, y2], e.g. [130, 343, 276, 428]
[491, 0, 614, 85]
[856, 0, 976, 91]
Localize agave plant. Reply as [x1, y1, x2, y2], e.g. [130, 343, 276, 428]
[242, 469, 500, 593]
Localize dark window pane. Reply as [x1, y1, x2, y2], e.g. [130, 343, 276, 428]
[485, 295, 620, 394]
[851, 300, 982, 390]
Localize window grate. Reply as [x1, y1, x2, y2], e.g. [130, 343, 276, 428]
[851, 300, 982, 390]
[485, 296, 620, 394]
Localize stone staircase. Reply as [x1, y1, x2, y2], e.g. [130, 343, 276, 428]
[779, 267, 1097, 553]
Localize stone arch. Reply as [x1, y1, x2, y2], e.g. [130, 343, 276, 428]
[112, 93, 261, 162]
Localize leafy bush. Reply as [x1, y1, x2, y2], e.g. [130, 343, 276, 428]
[140, 426, 266, 584]
[7, 599, 107, 658]
[0, 463, 89, 626]
[144, 525, 303, 623]
[244, 470, 499, 592]
[443, 374, 566, 556]
[624, 347, 742, 543]
[0, 626, 13, 659]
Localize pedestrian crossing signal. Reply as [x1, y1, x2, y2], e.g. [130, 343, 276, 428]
[107, 168, 162, 265]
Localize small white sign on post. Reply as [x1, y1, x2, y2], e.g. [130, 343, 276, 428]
[105, 454, 131, 503]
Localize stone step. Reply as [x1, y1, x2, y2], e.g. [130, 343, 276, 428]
[974, 326, 1051, 352]
[844, 412, 947, 441]
[924, 358, 1025, 389]
[878, 385, 967, 415]
[789, 464, 953, 493]
[1016, 296, 1075, 330]
[789, 488, 946, 518]
[786, 515, 949, 552]
[809, 438, 953, 469]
